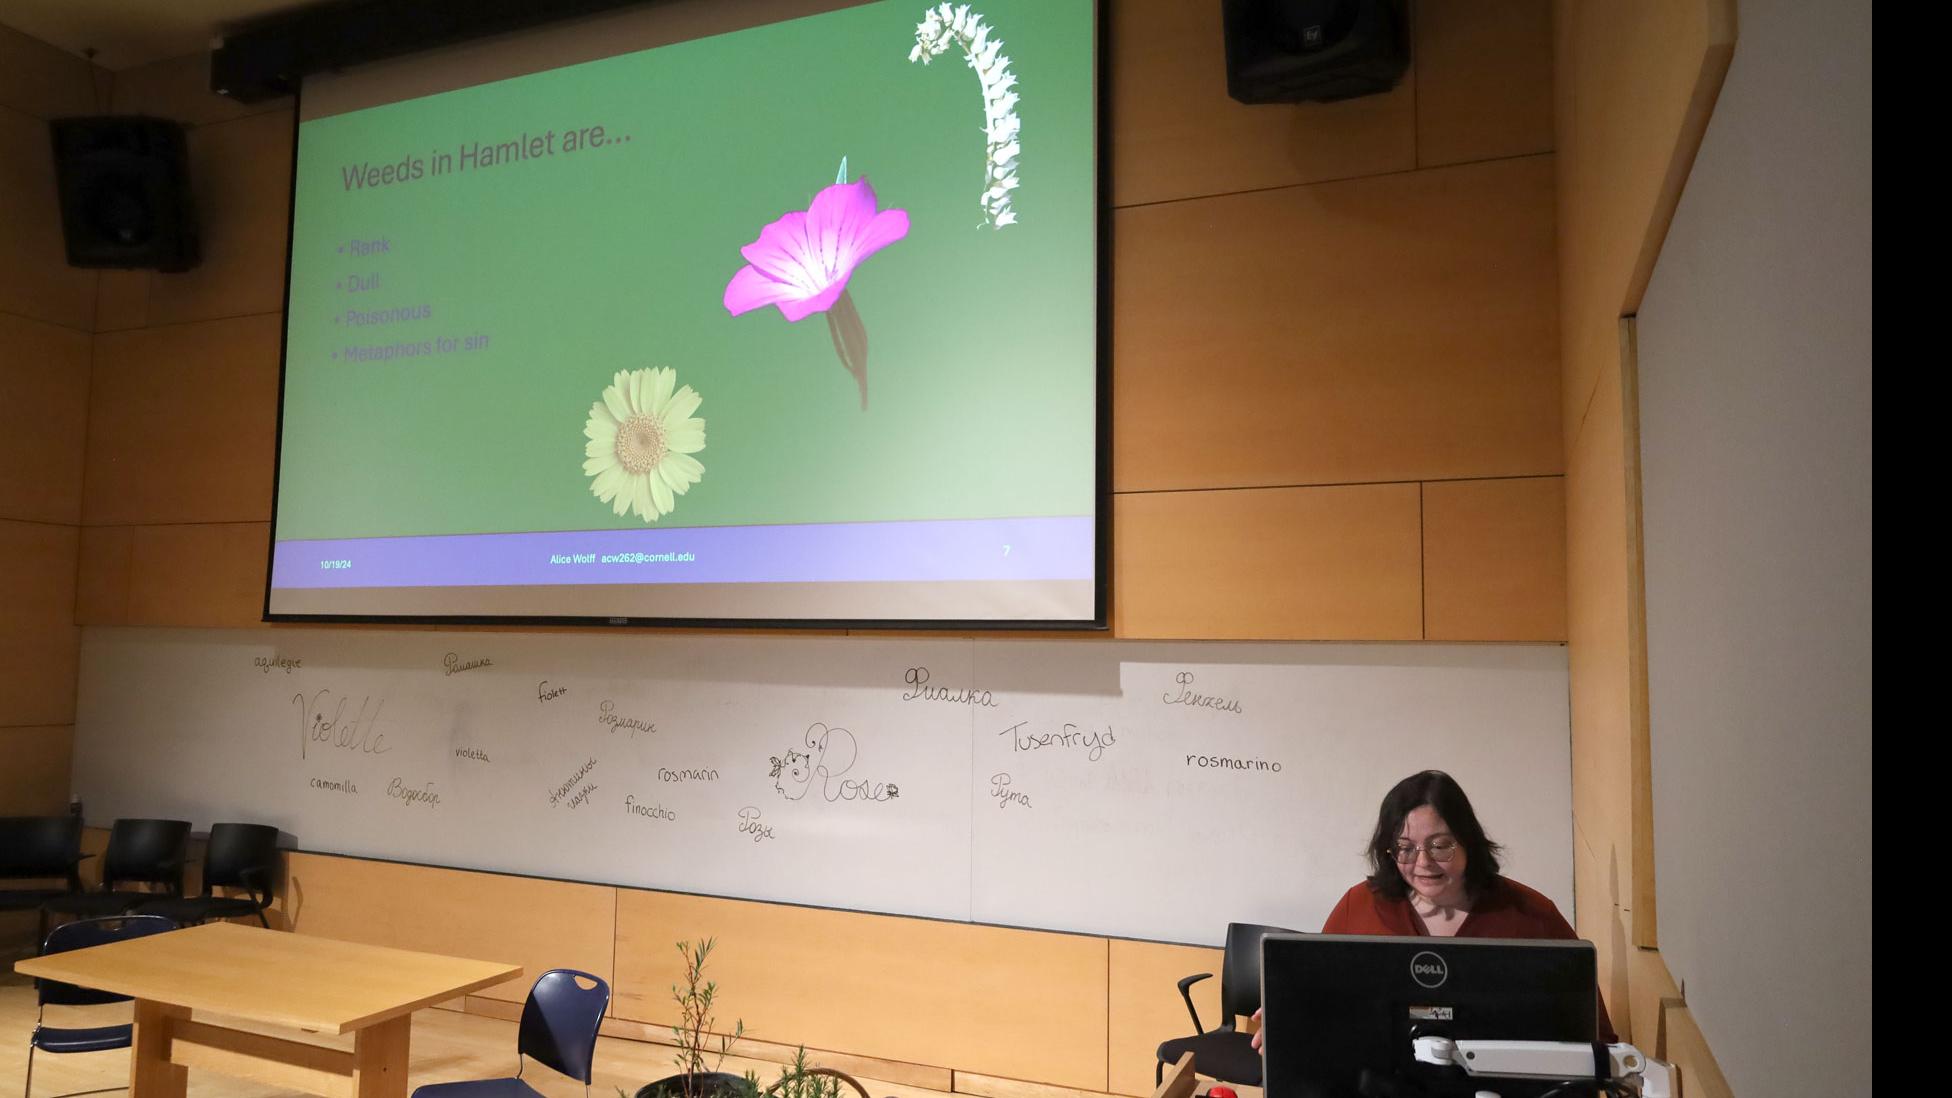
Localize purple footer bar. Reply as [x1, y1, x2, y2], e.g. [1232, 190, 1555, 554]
[271, 515, 1095, 589]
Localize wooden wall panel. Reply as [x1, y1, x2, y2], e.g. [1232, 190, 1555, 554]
[614, 888, 1110, 1091]
[1413, 0, 1555, 168]
[1113, 484, 1421, 640]
[1106, 939, 1222, 1097]
[84, 314, 282, 526]
[282, 851, 616, 1003]
[1626, 943, 1680, 1064]
[1422, 476, 1567, 642]
[0, 24, 102, 119]
[74, 524, 133, 625]
[123, 521, 271, 627]
[0, 725, 72, 814]
[0, 311, 91, 525]
[0, 519, 80, 726]
[1112, 156, 1560, 493]
[1108, 0, 1416, 208]
[143, 109, 294, 327]
[1662, 1005, 1733, 1098]
[0, 102, 98, 332]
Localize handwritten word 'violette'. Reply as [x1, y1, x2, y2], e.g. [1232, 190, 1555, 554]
[294, 691, 388, 760]
[443, 653, 492, 676]
[737, 806, 775, 842]
[999, 720, 1116, 762]
[1161, 671, 1244, 715]
[901, 666, 998, 708]
[253, 655, 302, 675]
[989, 772, 1031, 809]
[597, 700, 655, 737]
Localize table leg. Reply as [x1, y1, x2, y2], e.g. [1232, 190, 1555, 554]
[351, 1013, 412, 1098]
[130, 1000, 189, 1098]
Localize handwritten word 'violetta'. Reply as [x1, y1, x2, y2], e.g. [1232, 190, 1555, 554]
[999, 720, 1116, 762]
[989, 772, 1031, 809]
[253, 655, 302, 675]
[901, 666, 998, 708]
[1161, 671, 1244, 715]
[597, 700, 655, 737]
[294, 691, 389, 760]
[737, 806, 775, 842]
[443, 652, 492, 676]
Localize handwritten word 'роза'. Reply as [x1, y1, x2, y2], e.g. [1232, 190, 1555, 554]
[737, 806, 775, 842]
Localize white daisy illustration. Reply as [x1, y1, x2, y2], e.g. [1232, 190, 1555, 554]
[582, 367, 705, 522]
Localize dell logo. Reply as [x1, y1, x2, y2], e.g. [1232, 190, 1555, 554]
[1410, 951, 1448, 988]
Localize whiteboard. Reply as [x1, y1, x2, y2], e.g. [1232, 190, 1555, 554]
[73, 628, 1571, 945]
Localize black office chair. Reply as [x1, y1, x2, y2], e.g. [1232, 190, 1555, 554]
[136, 823, 281, 928]
[0, 817, 85, 943]
[41, 818, 191, 922]
[24, 914, 179, 1098]
[410, 969, 611, 1098]
[1154, 922, 1294, 1087]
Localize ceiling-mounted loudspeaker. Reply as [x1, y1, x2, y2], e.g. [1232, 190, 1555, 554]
[48, 116, 200, 272]
[1222, 0, 1409, 104]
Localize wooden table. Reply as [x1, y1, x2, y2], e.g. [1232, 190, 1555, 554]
[15, 921, 520, 1098]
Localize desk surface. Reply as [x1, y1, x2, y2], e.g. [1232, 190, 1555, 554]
[15, 922, 521, 1035]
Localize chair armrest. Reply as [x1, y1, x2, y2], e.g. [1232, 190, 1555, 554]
[1175, 973, 1213, 1035]
[237, 866, 276, 909]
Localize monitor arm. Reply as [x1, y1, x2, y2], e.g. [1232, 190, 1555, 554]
[1411, 1036, 1676, 1098]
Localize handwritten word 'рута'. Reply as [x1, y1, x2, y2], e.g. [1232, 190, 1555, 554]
[294, 690, 389, 760]
[1161, 671, 1244, 715]
[989, 772, 1032, 809]
[901, 666, 997, 708]
[999, 720, 1116, 762]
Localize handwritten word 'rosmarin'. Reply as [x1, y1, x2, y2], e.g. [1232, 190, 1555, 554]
[1160, 671, 1244, 715]
[999, 720, 1117, 762]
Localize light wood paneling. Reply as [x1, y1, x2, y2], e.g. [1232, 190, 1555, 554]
[955, 1073, 1119, 1098]
[74, 522, 134, 623]
[1422, 477, 1567, 642]
[613, 888, 1110, 1091]
[1626, 945, 1681, 1063]
[85, 314, 282, 525]
[0, 725, 72, 813]
[1112, 156, 1561, 492]
[282, 851, 615, 1004]
[0, 23, 101, 119]
[0, 519, 80, 727]
[1107, 939, 1222, 1097]
[1662, 1004, 1733, 1098]
[1553, 0, 1736, 437]
[1112, 484, 1421, 640]
[111, 52, 292, 126]
[144, 108, 294, 326]
[1108, 0, 1416, 208]
[0, 311, 91, 525]
[96, 268, 151, 331]
[0, 105, 99, 332]
[1413, 0, 1555, 168]
[121, 521, 270, 627]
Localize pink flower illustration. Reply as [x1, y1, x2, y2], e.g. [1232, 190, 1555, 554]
[723, 175, 909, 409]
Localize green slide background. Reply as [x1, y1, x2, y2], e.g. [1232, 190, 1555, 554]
[277, 0, 1098, 541]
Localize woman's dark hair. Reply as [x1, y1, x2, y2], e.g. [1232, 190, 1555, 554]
[1364, 770, 1503, 900]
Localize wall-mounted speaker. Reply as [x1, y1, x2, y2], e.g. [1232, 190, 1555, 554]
[1222, 0, 1409, 104]
[48, 116, 201, 272]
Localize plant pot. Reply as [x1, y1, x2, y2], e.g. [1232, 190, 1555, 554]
[634, 1071, 749, 1098]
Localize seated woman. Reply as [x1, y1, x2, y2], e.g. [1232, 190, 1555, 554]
[1256, 769, 1615, 1044]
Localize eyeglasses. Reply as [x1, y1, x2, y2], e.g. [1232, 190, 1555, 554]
[1390, 838, 1460, 863]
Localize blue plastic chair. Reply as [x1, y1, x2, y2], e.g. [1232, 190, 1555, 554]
[24, 914, 178, 1098]
[412, 969, 611, 1098]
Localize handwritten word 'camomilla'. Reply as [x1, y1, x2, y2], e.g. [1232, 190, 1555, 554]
[1161, 671, 1244, 715]
[294, 690, 389, 760]
[999, 720, 1117, 762]
[901, 666, 998, 708]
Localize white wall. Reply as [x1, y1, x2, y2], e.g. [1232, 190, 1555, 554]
[1636, 0, 1872, 1094]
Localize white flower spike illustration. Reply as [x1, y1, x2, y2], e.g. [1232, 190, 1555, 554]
[910, 4, 1020, 229]
[582, 367, 705, 523]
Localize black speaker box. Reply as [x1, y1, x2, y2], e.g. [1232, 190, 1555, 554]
[1222, 0, 1409, 104]
[48, 116, 201, 272]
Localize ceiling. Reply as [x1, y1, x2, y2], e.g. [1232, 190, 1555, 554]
[0, 0, 315, 70]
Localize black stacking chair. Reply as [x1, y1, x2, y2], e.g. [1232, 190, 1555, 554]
[0, 817, 85, 942]
[24, 914, 178, 1098]
[136, 823, 281, 927]
[41, 818, 191, 922]
[410, 969, 611, 1098]
[1154, 922, 1294, 1088]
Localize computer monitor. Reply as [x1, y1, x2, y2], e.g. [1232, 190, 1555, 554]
[1260, 933, 1600, 1098]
